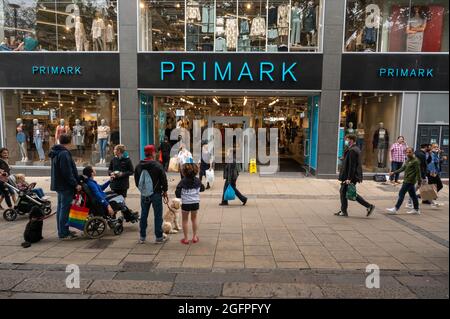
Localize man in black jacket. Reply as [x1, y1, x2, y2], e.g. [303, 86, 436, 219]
[49, 134, 80, 239]
[336, 135, 375, 217]
[108, 144, 134, 197]
[159, 136, 172, 171]
[134, 145, 168, 244]
[414, 143, 432, 204]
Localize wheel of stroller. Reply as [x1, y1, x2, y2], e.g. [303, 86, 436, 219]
[3, 209, 17, 222]
[84, 217, 107, 239]
[113, 223, 124, 236]
[43, 203, 52, 215]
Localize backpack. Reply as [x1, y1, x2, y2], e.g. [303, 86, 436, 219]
[138, 169, 155, 197]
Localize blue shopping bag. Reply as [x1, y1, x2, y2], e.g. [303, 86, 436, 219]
[224, 184, 236, 201]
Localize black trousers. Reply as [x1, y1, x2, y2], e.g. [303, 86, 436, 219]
[0, 182, 12, 208]
[340, 183, 371, 213]
[222, 181, 247, 204]
[428, 174, 444, 193]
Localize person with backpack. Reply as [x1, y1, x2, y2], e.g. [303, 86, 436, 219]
[134, 145, 168, 244]
[219, 149, 247, 206]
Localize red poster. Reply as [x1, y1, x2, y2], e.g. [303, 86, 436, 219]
[422, 5, 444, 52]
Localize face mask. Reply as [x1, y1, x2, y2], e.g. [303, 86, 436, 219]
[344, 140, 350, 147]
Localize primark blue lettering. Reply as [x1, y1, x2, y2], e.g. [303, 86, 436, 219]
[32, 66, 82, 76]
[378, 68, 433, 78]
[160, 61, 298, 82]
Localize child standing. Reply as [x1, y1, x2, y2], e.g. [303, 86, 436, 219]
[175, 163, 205, 245]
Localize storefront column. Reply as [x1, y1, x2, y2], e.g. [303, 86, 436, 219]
[118, 0, 140, 163]
[316, 0, 346, 179]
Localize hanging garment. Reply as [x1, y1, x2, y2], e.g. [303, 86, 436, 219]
[240, 19, 250, 35]
[225, 18, 238, 49]
[268, 6, 278, 26]
[186, 24, 200, 51]
[406, 16, 426, 52]
[363, 27, 377, 45]
[250, 16, 266, 37]
[187, 0, 201, 21]
[278, 4, 290, 36]
[215, 37, 227, 52]
[267, 44, 278, 52]
[238, 35, 250, 51]
[268, 28, 279, 40]
[303, 6, 316, 33]
[75, 20, 86, 51]
[201, 5, 215, 33]
[216, 17, 225, 36]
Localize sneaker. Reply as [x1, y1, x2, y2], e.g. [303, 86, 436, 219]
[61, 233, 78, 241]
[406, 202, 414, 209]
[431, 201, 444, 208]
[242, 198, 248, 206]
[367, 205, 375, 217]
[138, 237, 146, 244]
[386, 207, 398, 214]
[154, 236, 169, 245]
[334, 211, 348, 217]
[407, 209, 421, 215]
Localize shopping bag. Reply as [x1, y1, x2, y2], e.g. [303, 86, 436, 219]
[206, 169, 215, 186]
[158, 151, 163, 163]
[346, 183, 357, 201]
[224, 184, 236, 201]
[419, 184, 438, 201]
[68, 195, 90, 231]
[168, 157, 179, 172]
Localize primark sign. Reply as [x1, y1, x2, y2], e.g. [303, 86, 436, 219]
[138, 53, 323, 90]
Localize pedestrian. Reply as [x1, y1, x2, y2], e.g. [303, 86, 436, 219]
[134, 145, 169, 244]
[159, 136, 172, 171]
[387, 147, 422, 215]
[177, 143, 192, 180]
[427, 143, 446, 207]
[199, 140, 213, 190]
[389, 136, 407, 185]
[414, 143, 432, 204]
[335, 134, 375, 217]
[0, 148, 14, 211]
[220, 149, 248, 206]
[49, 134, 80, 240]
[176, 163, 205, 245]
[108, 144, 134, 198]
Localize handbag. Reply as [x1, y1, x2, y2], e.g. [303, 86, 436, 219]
[346, 183, 357, 201]
[206, 169, 215, 185]
[68, 195, 90, 231]
[419, 184, 438, 201]
[168, 157, 180, 172]
[224, 184, 236, 201]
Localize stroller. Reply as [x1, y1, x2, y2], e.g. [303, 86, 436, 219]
[2, 181, 52, 222]
[78, 178, 139, 239]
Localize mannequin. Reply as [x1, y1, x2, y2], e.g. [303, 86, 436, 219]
[55, 119, 69, 145]
[32, 119, 45, 162]
[16, 118, 28, 162]
[373, 122, 389, 168]
[406, 6, 427, 52]
[290, 2, 302, 46]
[304, 0, 318, 46]
[346, 122, 355, 135]
[97, 119, 110, 164]
[356, 123, 365, 151]
[72, 119, 85, 158]
[105, 20, 115, 51]
[92, 11, 106, 51]
[75, 16, 86, 52]
[277, 2, 290, 41]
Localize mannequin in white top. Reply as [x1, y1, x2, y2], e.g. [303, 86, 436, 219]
[16, 118, 28, 162]
[92, 11, 106, 51]
[97, 119, 111, 164]
[75, 16, 86, 51]
[105, 20, 115, 51]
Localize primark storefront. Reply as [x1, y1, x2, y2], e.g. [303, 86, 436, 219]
[0, 0, 449, 178]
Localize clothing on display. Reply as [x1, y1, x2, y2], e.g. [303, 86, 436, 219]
[225, 18, 238, 49]
[268, 6, 278, 26]
[407, 16, 426, 52]
[373, 128, 389, 167]
[291, 6, 302, 45]
[97, 125, 110, 162]
[16, 124, 27, 161]
[187, 1, 202, 21]
[363, 27, 377, 45]
[238, 36, 250, 51]
[97, 125, 111, 140]
[267, 44, 278, 52]
[75, 17, 86, 52]
[278, 4, 290, 36]
[33, 124, 45, 161]
[72, 125, 85, 146]
[201, 5, 215, 33]
[268, 28, 279, 40]
[303, 5, 317, 33]
[92, 17, 106, 51]
[55, 125, 68, 144]
[105, 23, 115, 51]
[216, 17, 225, 36]
[356, 128, 365, 151]
[250, 16, 266, 37]
[240, 19, 250, 35]
[187, 24, 200, 51]
[215, 37, 227, 52]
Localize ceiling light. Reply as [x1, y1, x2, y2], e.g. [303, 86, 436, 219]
[269, 99, 280, 107]
[243, 97, 248, 106]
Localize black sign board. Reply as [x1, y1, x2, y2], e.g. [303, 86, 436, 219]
[138, 53, 323, 90]
[0, 53, 120, 88]
[341, 54, 449, 91]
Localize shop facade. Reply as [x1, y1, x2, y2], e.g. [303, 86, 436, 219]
[0, 0, 448, 178]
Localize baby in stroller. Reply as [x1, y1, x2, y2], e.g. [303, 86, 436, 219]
[82, 166, 139, 224]
[14, 174, 49, 200]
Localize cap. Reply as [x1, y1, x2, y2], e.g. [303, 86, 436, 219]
[144, 145, 156, 155]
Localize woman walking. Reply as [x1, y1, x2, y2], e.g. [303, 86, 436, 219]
[220, 149, 247, 206]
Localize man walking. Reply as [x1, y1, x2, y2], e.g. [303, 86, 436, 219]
[414, 143, 432, 204]
[134, 145, 168, 244]
[49, 134, 80, 239]
[335, 134, 375, 217]
[387, 147, 422, 215]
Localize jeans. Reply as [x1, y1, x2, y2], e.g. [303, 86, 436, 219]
[34, 137, 45, 160]
[291, 19, 301, 44]
[340, 183, 372, 213]
[221, 181, 247, 204]
[390, 161, 404, 182]
[32, 188, 45, 198]
[56, 189, 74, 238]
[356, 138, 364, 152]
[139, 193, 163, 240]
[396, 183, 419, 210]
[98, 138, 108, 160]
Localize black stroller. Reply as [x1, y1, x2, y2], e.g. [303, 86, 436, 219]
[78, 178, 139, 239]
[2, 182, 52, 222]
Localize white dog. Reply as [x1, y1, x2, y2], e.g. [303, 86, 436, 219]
[163, 199, 181, 234]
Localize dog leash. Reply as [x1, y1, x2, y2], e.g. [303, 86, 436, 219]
[36, 212, 57, 222]
[163, 197, 177, 214]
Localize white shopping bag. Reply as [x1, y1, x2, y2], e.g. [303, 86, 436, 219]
[206, 169, 215, 186]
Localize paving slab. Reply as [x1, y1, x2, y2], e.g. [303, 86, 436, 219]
[87, 280, 172, 295]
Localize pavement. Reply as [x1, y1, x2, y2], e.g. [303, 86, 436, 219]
[0, 174, 448, 299]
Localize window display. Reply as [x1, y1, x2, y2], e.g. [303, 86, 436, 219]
[139, 0, 323, 52]
[339, 92, 402, 173]
[1, 90, 119, 167]
[345, 0, 449, 52]
[0, 1, 118, 52]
